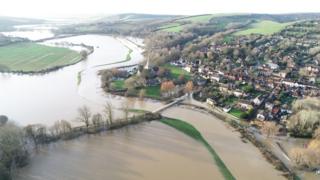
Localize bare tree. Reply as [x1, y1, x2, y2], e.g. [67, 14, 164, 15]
[313, 127, 320, 140]
[139, 89, 146, 100]
[184, 81, 194, 94]
[122, 101, 131, 123]
[261, 121, 279, 138]
[104, 102, 113, 126]
[77, 106, 91, 130]
[92, 113, 103, 127]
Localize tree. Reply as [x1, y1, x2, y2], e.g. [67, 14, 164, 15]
[104, 102, 113, 126]
[139, 89, 146, 100]
[0, 122, 28, 177]
[77, 106, 91, 130]
[160, 81, 175, 97]
[261, 122, 279, 138]
[184, 81, 194, 94]
[80, 50, 88, 59]
[314, 127, 320, 140]
[92, 113, 103, 127]
[122, 101, 131, 123]
[0, 115, 8, 126]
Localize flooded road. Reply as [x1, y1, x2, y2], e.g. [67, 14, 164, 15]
[15, 122, 223, 180]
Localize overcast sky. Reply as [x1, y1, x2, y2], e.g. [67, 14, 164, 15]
[1, 0, 320, 18]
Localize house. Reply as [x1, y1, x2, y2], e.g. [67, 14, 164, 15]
[233, 90, 246, 98]
[265, 102, 274, 111]
[257, 110, 266, 121]
[184, 65, 192, 73]
[146, 79, 160, 87]
[223, 106, 232, 113]
[253, 96, 263, 106]
[267, 63, 279, 70]
[237, 100, 253, 110]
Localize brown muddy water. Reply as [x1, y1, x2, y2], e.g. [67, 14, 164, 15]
[162, 105, 287, 180]
[15, 121, 223, 180]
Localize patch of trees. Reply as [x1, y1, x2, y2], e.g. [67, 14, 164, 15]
[0, 121, 29, 180]
[290, 127, 320, 169]
[287, 97, 320, 138]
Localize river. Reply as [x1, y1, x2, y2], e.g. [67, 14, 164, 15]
[0, 34, 163, 126]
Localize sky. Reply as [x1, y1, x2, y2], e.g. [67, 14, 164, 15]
[1, 0, 320, 18]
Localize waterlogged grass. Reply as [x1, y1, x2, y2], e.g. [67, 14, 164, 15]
[0, 42, 81, 72]
[161, 118, 235, 180]
[234, 20, 293, 36]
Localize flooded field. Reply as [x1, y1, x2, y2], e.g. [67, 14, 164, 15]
[15, 122, 223, 180]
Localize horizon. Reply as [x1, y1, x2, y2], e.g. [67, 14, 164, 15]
[0, 0, 320, 19]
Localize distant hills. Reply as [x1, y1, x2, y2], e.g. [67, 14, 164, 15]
[0, 16, 44, 31]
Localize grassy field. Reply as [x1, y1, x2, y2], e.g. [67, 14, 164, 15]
[0, 42, 81, 72]
[229, 108, 246, 119]
[162, 25, 184, 33]
[144, 86, 161, 99]
[234, 20, 293, 36]
[111, 80, 125, 90]
[164, 64, 191, 79]
[178, 14, 216, 23]
[161, 118, 235, 180]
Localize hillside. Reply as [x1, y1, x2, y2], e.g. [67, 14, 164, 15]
[0, 16, 44, 31]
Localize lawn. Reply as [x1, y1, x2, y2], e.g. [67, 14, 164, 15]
[111, 80, 125, 90]
[164, 64, 191, 79]
[144, 86, 161, 99]
[0, 42, 81, 72]
[229, 108, 246, 119]
[234, 20, 294, 36]
[161, 118, 235, 180]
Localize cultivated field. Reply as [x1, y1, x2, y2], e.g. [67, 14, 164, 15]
[0, 42, 82, 72]
[234, 20, 293, 35]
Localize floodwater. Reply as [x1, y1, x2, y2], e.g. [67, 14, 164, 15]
[0, 34, 163, 126]
[15, 121, 223, 180]
[162, 105, 287, 180]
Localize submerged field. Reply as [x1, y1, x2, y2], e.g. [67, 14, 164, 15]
[0, 42, 81, 72]
[234, 20, 293, 35]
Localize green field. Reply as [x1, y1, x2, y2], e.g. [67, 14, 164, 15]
[228, 108, 246, 119]
[164, 64, 191, 79]
[234, 20, 293, 36]
[161, 118, 235, 180]
[111, 80, 125, 90]
[178, 14, 216, 23]
[0, 42, 81, 72]
[162, 25, 184, 33]
[144, 86, 161, 99]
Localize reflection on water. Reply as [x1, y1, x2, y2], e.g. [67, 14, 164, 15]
[0, 35, 163, 126]
[15, 122, 222, 180]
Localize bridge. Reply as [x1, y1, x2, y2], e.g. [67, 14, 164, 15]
[152, 94, 189, 113]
